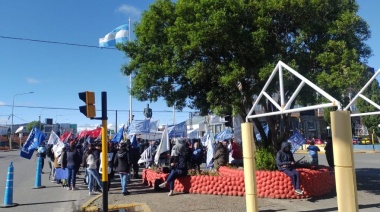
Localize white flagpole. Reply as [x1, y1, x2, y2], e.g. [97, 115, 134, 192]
[129, 17, 133, 125]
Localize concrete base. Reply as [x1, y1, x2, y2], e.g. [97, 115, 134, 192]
[32, 185, 46, 189]
[0, 203, 18, 208]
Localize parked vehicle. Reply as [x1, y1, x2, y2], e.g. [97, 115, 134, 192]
[306, 138, 323, 145]
[361, 137, 371, 145]
[313, 138, 324, 145]
[352, 137, 360, 145]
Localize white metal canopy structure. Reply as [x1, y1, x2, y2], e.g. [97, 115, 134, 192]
[246, 61, 341, 121]
[345, 68, 380, 117]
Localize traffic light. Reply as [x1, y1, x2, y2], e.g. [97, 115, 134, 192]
[79, 91, 96, 118]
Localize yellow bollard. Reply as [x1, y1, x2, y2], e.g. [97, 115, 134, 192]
[241, 122, 258, 212]
[330, 111, 358, 212]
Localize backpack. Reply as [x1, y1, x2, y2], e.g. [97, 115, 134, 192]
[46, 145, 53, 158]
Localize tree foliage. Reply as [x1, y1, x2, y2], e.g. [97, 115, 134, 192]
[120, 0, 371, 149]
[26, 121, 42, 132]
[356, 68, 380, 136]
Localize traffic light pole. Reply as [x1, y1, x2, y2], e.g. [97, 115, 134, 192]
[100, 92, 108, 212]
[79, 90, 109, 211]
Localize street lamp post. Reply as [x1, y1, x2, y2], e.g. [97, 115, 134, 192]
[10, 92, 34, 150]
[372, 124, 380, 152]
[326, 126, 331, 137]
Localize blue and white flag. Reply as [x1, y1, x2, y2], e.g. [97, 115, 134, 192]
[149, 120, 159, 132]
[127, 119, 151, 134]
[256, 124, 269, 141]
[287, 130, 306, 154]
[214, 127, 233, 142]
[154, 126, 170, 165]
[47, 130, 60, 145]
[99, 24, 129, 47]
[168, 121, 187, 138]
[205, 132, 215, 169]
[130, 134, 138, 148]
[111, 125, 124, 143]
[20, 127, 46, 159]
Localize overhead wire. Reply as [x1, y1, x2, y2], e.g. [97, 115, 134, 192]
[0, 35, 116, 50]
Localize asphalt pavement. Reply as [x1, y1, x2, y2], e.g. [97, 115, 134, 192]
[84, 150, 380, 212]
[1, 149, 379, 212]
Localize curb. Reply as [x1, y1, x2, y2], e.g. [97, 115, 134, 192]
[80, 194, 102, 211]
[81, 194, 151, 212]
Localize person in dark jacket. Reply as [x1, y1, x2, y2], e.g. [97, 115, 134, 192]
[113, 142, 131, 195]
[159, 138, 188, 196]
[276, 142, 303, 195]
[129, 144, 141, 179]
[212, 142, 229, 170]
[324, 137, 334, 168]
[62, 144, 82, 190]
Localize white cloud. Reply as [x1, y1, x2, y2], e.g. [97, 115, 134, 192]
[27, 78, 40, 84]
[0, 101, 5, 106]
[116, 4, 141, 19]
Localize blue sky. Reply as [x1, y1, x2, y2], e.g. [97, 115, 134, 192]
[0, 0, 379, 132]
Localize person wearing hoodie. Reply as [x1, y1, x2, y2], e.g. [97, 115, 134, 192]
[212, 142, 229, 170]
[159, 138, 188, 196]
[276, 142, 303, 195]
[86, 148, 103, 195]
[113, 142, 131, 196]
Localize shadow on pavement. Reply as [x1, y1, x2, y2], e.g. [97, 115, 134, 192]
[356, 168, 380, 195]
[17, 199, 76, 206]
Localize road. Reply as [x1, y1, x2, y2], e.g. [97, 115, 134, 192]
[0, 150, 88, 212]
[0, 150, 379, 212]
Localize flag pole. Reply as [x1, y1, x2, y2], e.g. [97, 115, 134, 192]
[129, 17, 133, 125]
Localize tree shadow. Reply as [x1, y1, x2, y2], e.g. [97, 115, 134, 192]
[355, 168, 380, 195]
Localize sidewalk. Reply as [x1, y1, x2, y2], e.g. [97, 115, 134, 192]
[80, 152, 380, 212]
[81, 178, 379, 212]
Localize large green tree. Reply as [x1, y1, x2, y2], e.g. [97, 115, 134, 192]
[120, 0, 371, 150]
[356, 68, 380, 137]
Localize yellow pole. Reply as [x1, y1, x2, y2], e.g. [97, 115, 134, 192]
[330, 111, 358, 212]
[101, 120, 109, 212]
[101, 121, 109, 182]
[241, 122, 258, 212]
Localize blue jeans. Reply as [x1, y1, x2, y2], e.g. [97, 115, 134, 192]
[166, 169, 180, 190]
[119, 173, 129, 193]
[67, 165, 77, 188]
[283, 169, 300, 190]
[87, 168, 103, 192]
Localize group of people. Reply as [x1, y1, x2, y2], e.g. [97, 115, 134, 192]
[35, 134, 335, 198]
[155, 138, 243, 196]
[37, 138, 142, 196]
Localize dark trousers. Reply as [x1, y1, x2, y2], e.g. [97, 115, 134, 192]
[283, 169, 300, 190]
[132, 162, 139, 177]
[326, 153, 334, 168]
[40, 157, 45, 171]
